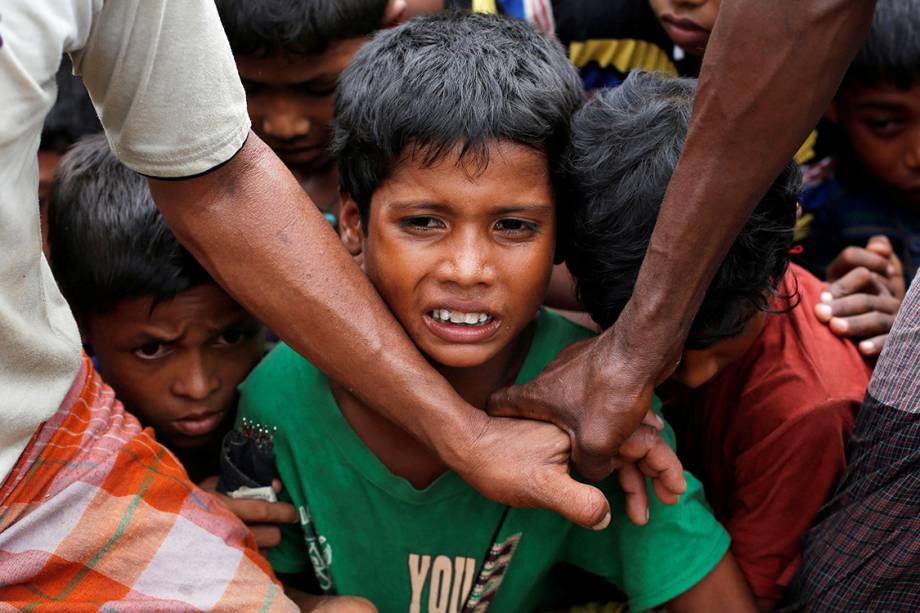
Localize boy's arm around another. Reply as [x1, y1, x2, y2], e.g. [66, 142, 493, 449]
[489, 0, 877, 480]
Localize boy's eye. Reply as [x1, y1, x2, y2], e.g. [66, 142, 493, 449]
[134, 342, 169, 360]
[494, 218, 539, 235]
[401, 216, 445, 232]
[863, 116, 905, 136]
[300, 79, 338, 97]
[216, 330, 245, 346]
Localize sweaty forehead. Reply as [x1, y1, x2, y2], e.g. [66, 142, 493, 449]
[235, 38, 368, 85]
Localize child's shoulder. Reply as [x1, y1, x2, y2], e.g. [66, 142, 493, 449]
[517, 308, 595, 384]
[238, 342, 326, 419]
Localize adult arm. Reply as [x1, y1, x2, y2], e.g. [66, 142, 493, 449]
[149, 134, 623, 528]
[491, 0, 877, 479]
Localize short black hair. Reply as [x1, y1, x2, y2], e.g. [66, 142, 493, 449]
[333, 11, 583, 225]
[565, 72, 801, 349]
[41, 55, 101, 152]
[842, 0, 920, 91]
[215, 0, 390, 57]
[48, 134, 211, 316]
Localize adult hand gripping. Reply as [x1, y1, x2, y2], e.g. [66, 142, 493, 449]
[482, 333, 686, 528]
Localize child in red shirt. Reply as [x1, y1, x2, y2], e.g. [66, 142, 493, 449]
[564, 72, 870, 610]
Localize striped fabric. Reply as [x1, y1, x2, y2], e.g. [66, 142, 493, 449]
[0, 357, 296, 611]
[784, 273, 920, 611]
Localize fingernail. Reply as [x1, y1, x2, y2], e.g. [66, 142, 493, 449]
[832, 317, 849, 332]
[653, 413, 664, 430]
[821, 292, 833, 303]
[887, 264, 896, 277]
[860, 340, 875, 354]
[592, 511, 611, 531]
[645, 508, 650, 523]
[815, 304, 832, 320]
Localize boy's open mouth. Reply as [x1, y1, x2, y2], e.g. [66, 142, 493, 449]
[428, 309, 493, 325]
[423, 308, 501, 344]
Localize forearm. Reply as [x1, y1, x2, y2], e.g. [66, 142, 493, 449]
[613, 0, 876, 375]
[149, 133, 482, 461]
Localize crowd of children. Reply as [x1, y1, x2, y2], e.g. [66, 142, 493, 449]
[16, 0, 920, 610]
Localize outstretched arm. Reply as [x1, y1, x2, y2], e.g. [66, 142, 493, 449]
[149, 133, 621, 528]
[491, 0, 877, 478]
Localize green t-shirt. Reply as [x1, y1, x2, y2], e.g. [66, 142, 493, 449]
[238, 309, 729, 612]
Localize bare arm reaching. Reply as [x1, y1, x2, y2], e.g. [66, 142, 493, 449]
[149, 133, 647, 528]
[491, 0, 877, 479]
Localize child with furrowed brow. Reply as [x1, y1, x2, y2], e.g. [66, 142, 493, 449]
[237, 12, 756, 612]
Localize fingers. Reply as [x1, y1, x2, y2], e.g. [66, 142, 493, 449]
[640, 409, 665, 431]
[220, 496, 299, 525]
[858, 334, 888, 357]
[617, 425, 686, 498]
[865, 235, 893, 259]
[814, 291, 899, 341]
[826, 246, 893, 282]
[822, 266, 890, 302]
[486, 380, 552, 422]
[539, 471, 611, 531]
[616, 464, 649, 525]
[250, 525, 282, 549]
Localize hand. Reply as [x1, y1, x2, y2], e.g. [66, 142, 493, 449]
[457, 414, 684, 530]
[816, 236, 904, 356]
[488, 331, 682, 480]
[199, 476, 298, 550]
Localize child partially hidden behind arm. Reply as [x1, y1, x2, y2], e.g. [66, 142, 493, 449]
[46, 135, 298, 551]
[237, 12, 755, 612]
[564, 72, 871, 610]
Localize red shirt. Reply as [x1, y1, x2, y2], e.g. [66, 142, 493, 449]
[662, 264, 869, 601]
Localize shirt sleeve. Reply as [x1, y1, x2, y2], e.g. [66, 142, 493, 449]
[564, 422, 731, 612]
[70, 0, 249, 178]
[726, 399, 856, 600]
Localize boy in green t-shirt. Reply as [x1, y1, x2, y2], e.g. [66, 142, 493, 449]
[238, 12, 755, 612]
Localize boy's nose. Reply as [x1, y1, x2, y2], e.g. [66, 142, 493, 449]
[171, 354, 221, 401]
[437, 232, 496, 288]
[262, 103, 311, 141]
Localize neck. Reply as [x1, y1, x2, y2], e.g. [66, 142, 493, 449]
[331, 320, 536, 489]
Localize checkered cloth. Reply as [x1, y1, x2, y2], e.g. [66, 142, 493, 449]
[0, 357, 297, 611]
[783, 273, 920, 611]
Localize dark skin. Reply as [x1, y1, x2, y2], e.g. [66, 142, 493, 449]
[149, 133, 683, 531]
[490, 0, 877, 487]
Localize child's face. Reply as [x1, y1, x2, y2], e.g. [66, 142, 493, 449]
[649, 0, 721, 57]
[81, 284, 264, 450]
[340, 142, 556, 369]
[670, 312, 766, 388]
[830, 82, 920, 206]
[236, 39, 366, 176]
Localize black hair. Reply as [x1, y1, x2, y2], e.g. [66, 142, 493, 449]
[47, 134, 211, 316]
[333, 10, 583, 226]
[41, 55, 101, 152]
[214, 0, 390, 57]
[565, 72, 801, 349]
[842, 0, 920, 91]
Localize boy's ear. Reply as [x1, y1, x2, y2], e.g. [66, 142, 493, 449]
[339, 193, 366, 259]
[383, 0, 408, 28]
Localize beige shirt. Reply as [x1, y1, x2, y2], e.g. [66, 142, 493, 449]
[0, 0, 249, 482]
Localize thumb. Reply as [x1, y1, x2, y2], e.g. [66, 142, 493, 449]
[487, 381, 548, 421]
[538, 471, 611, 530]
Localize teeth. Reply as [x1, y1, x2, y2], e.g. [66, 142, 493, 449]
[430, 309, 492, 326]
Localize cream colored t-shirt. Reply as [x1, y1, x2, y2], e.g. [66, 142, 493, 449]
[0, 0, 250, 482]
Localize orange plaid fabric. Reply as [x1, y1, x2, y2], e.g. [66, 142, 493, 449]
[0, 357, 296, 611]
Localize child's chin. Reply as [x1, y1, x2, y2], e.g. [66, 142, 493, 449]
[423, 346, 495, 370]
